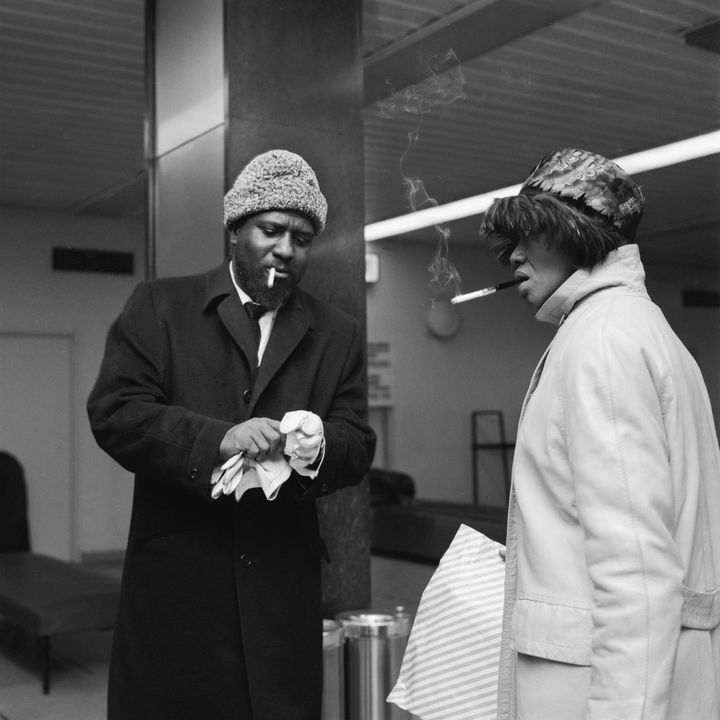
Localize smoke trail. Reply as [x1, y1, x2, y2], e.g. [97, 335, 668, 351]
[378, 49, 466, 299]
[400, 129, 460, 297]
[377, 49, 467, 119]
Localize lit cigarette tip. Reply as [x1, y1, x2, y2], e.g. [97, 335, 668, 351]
[267, 268, 276, 288]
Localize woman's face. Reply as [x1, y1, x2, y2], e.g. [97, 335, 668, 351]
[509, 234, 576, 309]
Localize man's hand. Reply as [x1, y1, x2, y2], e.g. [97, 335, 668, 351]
[219, 418, 283, 462]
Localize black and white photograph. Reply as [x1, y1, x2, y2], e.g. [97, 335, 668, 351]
[1, 1, 718, 718]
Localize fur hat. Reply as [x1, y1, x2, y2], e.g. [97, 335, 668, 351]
[224, 149, 328, 233]
[520, 148, 644, 240]
[480, 148, 645, 268]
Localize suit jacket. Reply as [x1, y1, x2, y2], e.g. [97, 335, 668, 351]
[87, 261, 376, 720]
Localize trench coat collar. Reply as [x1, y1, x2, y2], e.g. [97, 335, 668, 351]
[203, 261, 315, 405]
[535, 244, 649, 326]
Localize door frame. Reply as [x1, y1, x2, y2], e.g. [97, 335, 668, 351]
[0, 331, 78, 560]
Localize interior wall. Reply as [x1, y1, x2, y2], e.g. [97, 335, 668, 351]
[366, 238, 553, 503]
[366, 238, 720, 504]
[0, 206, 144, 558]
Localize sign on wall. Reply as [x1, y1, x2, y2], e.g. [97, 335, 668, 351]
[367, 341, 394, 407]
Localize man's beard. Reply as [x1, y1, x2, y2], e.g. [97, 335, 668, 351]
[232, 258, 295, 308]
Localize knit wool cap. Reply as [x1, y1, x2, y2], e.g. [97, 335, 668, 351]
[224, 149, 328, 233]
[520, 148, 644, 240]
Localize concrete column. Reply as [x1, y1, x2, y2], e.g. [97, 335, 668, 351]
[225, 1, 369, 615]
[151, 0, 370, 614]
[226, 0, 369, 616]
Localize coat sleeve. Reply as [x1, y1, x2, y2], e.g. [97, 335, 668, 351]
[87, 282, 232, 495]
[562, 318, 684, 720]
[301, 317, 376, 498]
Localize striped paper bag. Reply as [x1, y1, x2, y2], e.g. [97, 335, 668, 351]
[387, 523, 505, 720]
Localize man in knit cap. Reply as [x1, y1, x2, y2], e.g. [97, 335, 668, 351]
[88, 149, 376, 720]
[478, 148, 720, 719]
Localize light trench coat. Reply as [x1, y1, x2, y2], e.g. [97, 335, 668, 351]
[497, 245, 720, 720]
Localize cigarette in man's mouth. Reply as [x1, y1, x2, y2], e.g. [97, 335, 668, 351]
[267, 268, 276, 288]
[450, 278, 522, 304]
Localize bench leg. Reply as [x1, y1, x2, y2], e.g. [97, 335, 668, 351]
[42, 635, 50, 694]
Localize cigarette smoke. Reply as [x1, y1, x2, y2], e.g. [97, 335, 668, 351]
[376, 50, 467, 119]
[377, 50, 467, 299]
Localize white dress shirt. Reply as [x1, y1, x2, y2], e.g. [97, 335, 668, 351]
[229, 261, 277, 364]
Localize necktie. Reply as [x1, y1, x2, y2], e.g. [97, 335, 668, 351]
[244, 301, 269, 347]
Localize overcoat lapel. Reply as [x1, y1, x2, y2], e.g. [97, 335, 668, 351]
[252, 294, 311, 411]
[205, 262, 258, 371]
[216, 295, 258, 370]
[204, 263, 312, 412]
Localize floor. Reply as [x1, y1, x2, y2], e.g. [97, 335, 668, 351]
[0, 555, 437, 720]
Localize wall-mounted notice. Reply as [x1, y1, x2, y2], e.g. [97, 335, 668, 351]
[367, 341, 394, 407]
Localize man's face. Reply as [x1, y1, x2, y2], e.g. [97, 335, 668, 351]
[230, 210, 315, 307]
[510, 234, 575, 309]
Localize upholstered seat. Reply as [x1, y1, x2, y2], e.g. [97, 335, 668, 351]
[0, 552, 120, 693]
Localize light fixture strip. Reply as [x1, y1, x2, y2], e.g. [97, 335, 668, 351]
[364, 130, 720, 242]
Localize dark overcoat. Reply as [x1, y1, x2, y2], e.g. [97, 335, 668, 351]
[87, 261, 376, 720]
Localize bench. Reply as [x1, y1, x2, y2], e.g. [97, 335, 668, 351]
[0, 552, 121, 693]
[372, 500, 507, 564]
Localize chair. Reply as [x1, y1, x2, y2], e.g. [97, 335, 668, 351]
[0, 454, 120, 694]
[0, 452, 31, 552]
[368, 467, 416, 506]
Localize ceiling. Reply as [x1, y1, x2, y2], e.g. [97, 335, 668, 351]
[1, 0, 719, 277]
[0, 0, 146, 216]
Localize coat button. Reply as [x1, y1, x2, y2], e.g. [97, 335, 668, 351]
[320, 483, 329, 494]
[239, 553, 252, 568]
[242, 389, 252, 403]
[190, 467, 200, 479]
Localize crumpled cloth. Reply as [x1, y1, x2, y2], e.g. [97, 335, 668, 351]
[387, 524, 506, 720]
[211, 410, 325, 501]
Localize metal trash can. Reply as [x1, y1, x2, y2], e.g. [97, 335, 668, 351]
[322, 619, 345, 720]
[336, 606, 414, 720]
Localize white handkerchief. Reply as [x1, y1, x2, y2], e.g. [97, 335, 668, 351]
[279, 410, 325, 478]
[387, 524, 505, 720]
[211, 453, 291, 501]
[243, 457, 292, 501]
[211, 410, 325, 501]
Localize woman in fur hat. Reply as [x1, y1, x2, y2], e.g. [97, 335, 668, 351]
[480, 149, 720, 720]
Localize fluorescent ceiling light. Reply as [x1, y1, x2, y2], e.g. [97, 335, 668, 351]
[614, 130, 720, 175]
[364, 183, 522, 242]
[364, 129, 720, 242]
